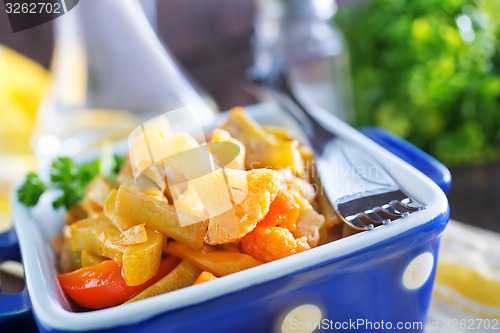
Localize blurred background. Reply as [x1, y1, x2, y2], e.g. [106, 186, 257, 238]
[1, 0, 498, 233]
[0, 0, 499, 328]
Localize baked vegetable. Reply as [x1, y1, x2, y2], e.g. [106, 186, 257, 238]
[57, 257, 180, 309]
[193, 271, 218, 285]
[164, 241, 263, 276]
[70, 216, 163, 286]
[20, 107, 343, 310]
[126, 260, 201, 303]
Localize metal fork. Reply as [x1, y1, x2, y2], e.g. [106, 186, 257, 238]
[248, 67, 424, 232]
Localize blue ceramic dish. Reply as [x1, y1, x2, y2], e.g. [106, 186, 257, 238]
[1, 104, 450, 332]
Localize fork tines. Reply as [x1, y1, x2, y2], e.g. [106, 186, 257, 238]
[344, 197, 424, 231]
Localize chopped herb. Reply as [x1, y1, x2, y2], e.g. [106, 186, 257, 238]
[17, 154, 123, 210]
[17, 172, 47, 207]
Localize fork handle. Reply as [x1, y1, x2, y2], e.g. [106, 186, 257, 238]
[247, 66, 452, 195]
[360, 127, 451, 195]
[247, 67, 334, 152]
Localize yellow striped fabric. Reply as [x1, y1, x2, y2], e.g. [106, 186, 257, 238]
[0, 45, 48, 233]
[427, 220, 500, 332]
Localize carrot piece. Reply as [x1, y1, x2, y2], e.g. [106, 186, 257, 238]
[194, 271, 218, 285]
[258, 191, 300, 232]
[204, 169, 281, 245]
[240, 226, 310, 263]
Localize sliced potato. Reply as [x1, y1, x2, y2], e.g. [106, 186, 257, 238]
[222, 108, 304, 174]
[265, 125, 314, 167]
[210, 129, 245, 170]
[292, 208, 326, 248]
[112, 224, 148, 246]
[104, 189, 137, 231]
[85, 175, 114, 207]
[81, 250, 107, 267]
[64, 204, 87, 225]
[126, 260, 201, 303]
[81, 198, 103, 218]
[115, 186, 207, 249]
[248, 140, 305, 175]
[70, 216, 163, 286]
[69, 217, 107, 255]
[221, 107, 276, 152]
[263, 125, 294, 141]
[298, 144, 314, 165]
[141, 189, 168, 202]
[164, 241, 263, 276]
[59, 240, 81, 273]
[116, 155, 134, 187]
[117, 228, 163, 286]
[115, 155, 163, 191]
[288, 177, 316, 204]
[81, 175, 115, 217]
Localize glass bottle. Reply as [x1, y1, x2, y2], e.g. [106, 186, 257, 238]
[33, 0, 217, 162]
[253, 0, 354, 123]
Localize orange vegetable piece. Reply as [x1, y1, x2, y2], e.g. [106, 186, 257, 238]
[258, 191, 300, 232]
[164, 241, 263, 276]
[57, 257, 180, 309]
[205, 168, 281, 245]
[193, 271, 218, 285]
[240, 226, 310, 263]
[113, 224, 148, 246]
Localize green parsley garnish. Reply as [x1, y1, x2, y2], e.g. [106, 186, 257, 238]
[17, 152, 124, 210]
[17, 172, 47, 207]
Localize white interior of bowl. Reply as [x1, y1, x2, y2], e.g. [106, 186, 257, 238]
[11, 104, 448, 331]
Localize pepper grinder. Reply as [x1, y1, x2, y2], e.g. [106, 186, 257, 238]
[253, 0, 354, 123]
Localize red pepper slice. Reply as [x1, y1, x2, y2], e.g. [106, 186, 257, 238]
[58, 256, 180, 309]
